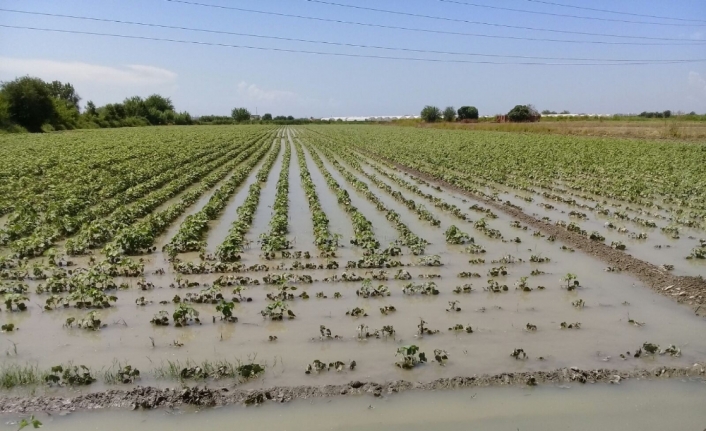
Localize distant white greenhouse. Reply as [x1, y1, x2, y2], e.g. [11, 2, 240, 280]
[320, 115, 420, 122]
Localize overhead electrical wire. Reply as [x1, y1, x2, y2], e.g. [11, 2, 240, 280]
[300, 0, 701, 41]
[521, 0, 706, 24]
[2, 24, 704, 66]
[434, 0, 706, 27]
[162, 0, 705, 46]
[1, 8, 702, 63]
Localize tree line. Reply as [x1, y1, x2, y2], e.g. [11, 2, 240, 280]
[420, 104, 541, 122]
[0, 76, 193, 133]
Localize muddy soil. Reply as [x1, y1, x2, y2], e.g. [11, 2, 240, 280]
[0, 364, 702, 414]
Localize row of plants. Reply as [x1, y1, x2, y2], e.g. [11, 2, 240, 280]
[63, 132, 274, 256]
[293, 140, 339, 256]
[306, 137, 428, 255]
[214, 138, 283, 262]
[0, 136, 232, 247]
[108, 140, 276, 257]
[303, 136, 380, 250]
[161, 135, 277, 256]
[310, 126, 705, 237]
[352, 151, 472, 223]
[2, 128, 274, 258]
[259, 140, 293, 253]
[322, 140, 441, 228]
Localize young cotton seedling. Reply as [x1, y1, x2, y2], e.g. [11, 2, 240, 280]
[395, 345, 427, 369]
[433, 349, 449, 365]
[215, 300, 237, 323]
[453, 284, 473, 294]
[562, 273, 579, 290]
[379, 305, 396, 315]
[446, 300, 461, 312]
[417, 318, 440, 336]
[448, 324, 473, 333]
[261, 301, 295, 321]
[511, 348, 528, 360]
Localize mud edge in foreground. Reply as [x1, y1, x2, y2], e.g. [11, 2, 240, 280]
[362, 150, 706, 317]
[0, 365, 704, 413]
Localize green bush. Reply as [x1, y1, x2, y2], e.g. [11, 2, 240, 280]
[458, 106, 479, 120]
[421, 105, 441, 123]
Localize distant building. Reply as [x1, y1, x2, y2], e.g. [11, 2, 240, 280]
[251, 115, 261, 121]
[320, 115, 420, 122]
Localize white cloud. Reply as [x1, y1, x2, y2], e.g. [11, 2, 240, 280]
[0, 57, 177, 86]
[236, 81, 296, 102]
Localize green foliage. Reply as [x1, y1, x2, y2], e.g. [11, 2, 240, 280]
[0, 75, 191, 132]
[17, 415, 42, 430]
[262, 113, 273, 121]
[443, 106, 456, 122]
[395, 345, 427, 369]
[1, 76, 56, 132]
[507, 104, 540, 122]
[232, 107, 252, 122]
[457, 106, 479, 120]
[420, 105, 441, 122]
[45, 364, 96, 386]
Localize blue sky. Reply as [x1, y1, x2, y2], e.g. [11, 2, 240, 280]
[1, 0, 705, 117]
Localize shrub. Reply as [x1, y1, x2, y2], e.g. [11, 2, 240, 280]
[457, 106, 478, 120]
[420, 105, 441, 123]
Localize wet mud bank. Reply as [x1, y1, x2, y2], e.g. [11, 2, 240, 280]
[364, 150, 706, 316]
[0, 364, 703, 414]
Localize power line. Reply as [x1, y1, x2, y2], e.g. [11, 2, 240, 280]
[2, 8, 702, 63]
[300, 0, 700, 41]
[521, 0, 706, 24]
[434, 0, 705, 27]
[2, 24, 703, 66]
[161, 0, 706, 46]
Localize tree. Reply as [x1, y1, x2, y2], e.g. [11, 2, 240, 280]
[85, 101, 98, 117]
[262, 113, 272, 121]
[46, 80, 81, 111]
[663, 110, 671, 118]
[287, 115, 294, 121]
[507, 105, 540, 122]
[232, 107, 251, 122]
[0, 76, 56, 132]
[443, 106, 456, 122]
[123, 96, 146, 118]
[457, 106, 478, 120]
[144, 94, 174, 112]
[420, 105, 441, 123]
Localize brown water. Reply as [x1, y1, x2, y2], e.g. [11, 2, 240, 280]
[4, 380, 704, 430]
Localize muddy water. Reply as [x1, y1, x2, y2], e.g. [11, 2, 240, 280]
[5, 380, 705, 430]
[299, 142, 357, 261]
[244, 139, 286, 260]
[376, 158, 705, 278]
[286, 130, 315, 252]
[324, 151, 446, 255]
[305, 145, 400, 248]
[204, 141, 274, 253]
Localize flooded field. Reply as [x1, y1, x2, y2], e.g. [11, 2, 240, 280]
[0, 125, 704, 423]
[3, 380, 705, 430]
